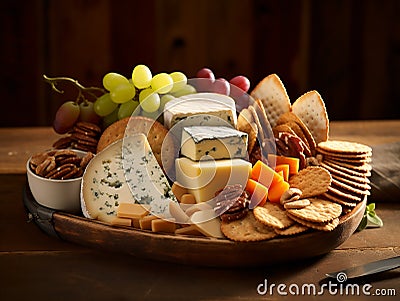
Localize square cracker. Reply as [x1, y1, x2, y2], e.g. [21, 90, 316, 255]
[250, 74, 291, 128]
[292, 90, 329, 144]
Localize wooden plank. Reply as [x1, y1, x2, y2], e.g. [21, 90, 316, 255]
[252, 0, 302, 96]
[154, 0, 254, 78]
[110, 0, 156, 75]
[47, 0, 112, 123]
[0, 247, 398, 300]
[0, 0, 45, 126]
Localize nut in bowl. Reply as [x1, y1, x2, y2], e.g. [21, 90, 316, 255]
[26, 149, 94, 214]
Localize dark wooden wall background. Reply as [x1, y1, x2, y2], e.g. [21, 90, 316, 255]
[1, 0, 399, 127]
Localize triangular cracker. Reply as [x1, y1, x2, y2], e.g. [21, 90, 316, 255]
[292, 90, 329, 144]
[250, 74, 291, 128]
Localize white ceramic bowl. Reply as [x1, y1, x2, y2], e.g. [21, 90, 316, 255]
[26, 149, 87, 214]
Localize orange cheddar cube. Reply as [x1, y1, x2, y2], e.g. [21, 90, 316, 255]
[268, 180, 290, 203]
[251, 160, 284, 188]
[245, 178, 269, 208]
[268, 154, 299, 175]
[275, 164, 290, 181]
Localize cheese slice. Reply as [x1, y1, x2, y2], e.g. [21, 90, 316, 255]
[122, 134, 177, 216]
[81, 134, 177, 223]
[175, 157, 251, 203]
[163, 92, 237, 130]
[190, 209, 224, 238]
[181, 126, 248, 161]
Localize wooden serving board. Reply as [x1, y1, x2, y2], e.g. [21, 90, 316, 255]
[23, 182, 366, 267]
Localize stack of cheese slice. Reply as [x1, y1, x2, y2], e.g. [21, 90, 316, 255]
[167, 93, 252, 204]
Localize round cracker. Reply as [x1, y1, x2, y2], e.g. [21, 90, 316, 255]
[284, 198, 311, 209]
[330, 174, 371, 190]
[327, 186, 362, 202]
[317, 140, 372, 155]
[253, 202, 295, 229]
[322, 156, 372, 165]
[274, 223, 309, 236]
[287, 213, 339, 232]
[220, 212, 277, 242]
[97, 116, 176, 172]
[323, 159, 372, 173]
[288, 166, 331, 198]
[276, 112, 316, 155]
[331, 178, 370, 196]
[322, 193, 357, 208]
[286, 198, 342, 223]
[273, 124, 296, 137]
[320, 161, 371, 179]
[317, 148, 372, 159]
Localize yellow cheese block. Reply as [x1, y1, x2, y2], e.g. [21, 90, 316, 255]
[175, 157, 251, 203]
[151, 218, 176, 233]
[117, 203, 150, 219]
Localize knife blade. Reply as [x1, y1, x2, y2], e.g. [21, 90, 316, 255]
[325, 255, 400, 280]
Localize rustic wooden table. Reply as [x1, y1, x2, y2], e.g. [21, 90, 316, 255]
[1, 121, 399, 301]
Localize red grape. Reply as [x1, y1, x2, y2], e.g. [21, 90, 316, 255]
[229, 75, 250, 93]
[196, 68, 215, 81]
[213, 78, 230, 95]
[53, 101, 80, 134]
[193, 78, 214, 92]
[79, 101, 101, 124]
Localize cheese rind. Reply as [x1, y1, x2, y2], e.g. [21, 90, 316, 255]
[164, 93, 237, 130]
[175, 157, 251, 203]
[181, 126, 248, 161]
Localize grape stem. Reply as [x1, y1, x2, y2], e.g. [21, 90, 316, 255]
[43, 74, 106, 103]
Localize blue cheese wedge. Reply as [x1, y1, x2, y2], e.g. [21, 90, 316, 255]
[81, 134, 176, 223]
[163, 92, 237, 129]
[181, 126, 248, 161]
[81, 139, 135, 223]
[121, 134, 177, 216]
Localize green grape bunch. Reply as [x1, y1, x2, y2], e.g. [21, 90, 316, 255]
[46, 65, 195, 134]
[96, 64, 195, 127]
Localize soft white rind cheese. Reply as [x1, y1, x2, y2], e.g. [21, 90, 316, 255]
[181, 126, 248, 161]
[163, 93, 237, 130]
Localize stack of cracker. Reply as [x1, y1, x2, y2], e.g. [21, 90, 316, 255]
[284, 166, 342, 231]
[317, 140, 372, 208]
